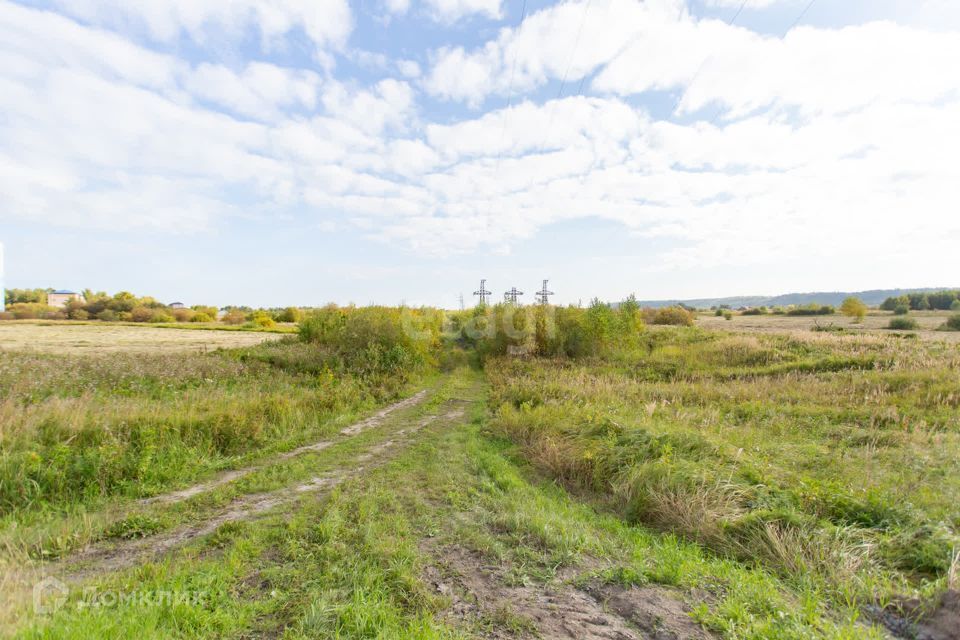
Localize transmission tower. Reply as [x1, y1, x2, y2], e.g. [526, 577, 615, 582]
[473, 279, 492, 305]
[504, 287, 524, 304]
[535, 279, 554, 305]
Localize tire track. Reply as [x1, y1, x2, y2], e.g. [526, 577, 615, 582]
[140, 390, 428, 506]
[62, 403, 465, 580]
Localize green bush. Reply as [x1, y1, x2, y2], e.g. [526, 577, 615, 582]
[299, 306, 441, 377]
[951, 300, 960, 311]
[222, 310, 247, 325]
[887, 317, 918, 330]
[893, 305, 909, 316]
[652, 306, 695, 326]
[191, 312, 213, 323]
[172, 308, 195, 322]
[786, 305, 835, 316]
[130, 306, 154, 322]
[252, 313, 277, 329]
[723, 311, 733, 321]
[96, 309, 117, 321]
[150, 311, 175, 323]
[943, 315, 960, 331]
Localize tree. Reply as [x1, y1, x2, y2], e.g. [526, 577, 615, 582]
[840, 297, 867, 323]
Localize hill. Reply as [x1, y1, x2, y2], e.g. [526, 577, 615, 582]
[632, 287, 960, 309]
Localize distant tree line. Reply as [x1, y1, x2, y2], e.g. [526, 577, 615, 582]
[1, 288, 306, 327]
[879, 290, 960, 311]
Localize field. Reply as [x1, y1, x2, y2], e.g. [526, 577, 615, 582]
[698, 310, 960, 342]
[0, 322, 284, 353]
[1, 312, 958, 639]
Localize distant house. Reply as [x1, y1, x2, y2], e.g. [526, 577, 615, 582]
[169, 302, 186, 309]
[47, 290, 84, 309]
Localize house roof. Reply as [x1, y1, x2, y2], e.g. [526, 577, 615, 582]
[51, 290, 77, 295]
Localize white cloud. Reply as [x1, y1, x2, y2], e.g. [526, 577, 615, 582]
[1, 0, 959, 281]
[186, 62, 322, 120]
[397, 59, 422, 78]
[705, 0, 783, 7]
[384, 0, 412, 15]
[51, 0, 353, 53]
[321, 78, 417, 135]
[424, 0, 503, 22]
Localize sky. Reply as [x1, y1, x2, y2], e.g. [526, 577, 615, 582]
[1, 0, 959, 308]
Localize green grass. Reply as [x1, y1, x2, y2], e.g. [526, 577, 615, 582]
[0, 341, 426, 523]
[4, 320, 956, 638]
[485, 329, 960, 609]
[13, 367, 888, 638]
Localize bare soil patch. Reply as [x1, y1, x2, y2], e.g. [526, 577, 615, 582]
[870, 590, 960, 640]
[424, 544, 714, 639]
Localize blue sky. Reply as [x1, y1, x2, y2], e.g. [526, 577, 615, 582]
[1, 0, 958, 308]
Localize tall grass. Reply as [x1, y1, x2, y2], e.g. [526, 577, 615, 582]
[486, 328, 960, 605]
[0, 335, 430, 519]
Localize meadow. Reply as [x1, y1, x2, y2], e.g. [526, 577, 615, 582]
[0, 322, 285, 353]
[1, 306, 958, 639]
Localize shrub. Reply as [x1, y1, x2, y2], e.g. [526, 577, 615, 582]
[277, 307, 304, 323]
[299, 306, 440, 377]
[944, 315, 960, 331]
[652, 306, 695, 326]
[191, 312, 213, 323]
[222, 310, 247, 325]
[742, 307, 766, 316]
[68, 308, 89, 320]
[172, 308, 195, 323]
[952, 300, 960, 311]
[723, 311, 733, 321]
[0, 312, 13, 321]
[839, 297, 867, 323]
[96, 309, 117, 321]
[714, 309, 723, 317]
[252, 313, 276, 329]
[150, 311, 175, 323]
[887, 317, 918, 330]
[893, 305, 909, 316]
[8, 303, 52, 320]
[787, 305, 835, 316]
[191, 305, 219, 318]
[130, 306, 154, 322]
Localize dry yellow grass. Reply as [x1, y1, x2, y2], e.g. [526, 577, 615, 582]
[0, 322, 282, 353]
[697, 310, 960, 342]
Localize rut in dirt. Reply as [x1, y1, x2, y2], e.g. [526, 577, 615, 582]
[58, 402, 465, 581]
[424, 543, 715, 640]
[140, 389, 429, 506]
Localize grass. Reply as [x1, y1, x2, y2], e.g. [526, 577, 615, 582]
[0, 338, 426, 528]
[0, 322, 284, 353]
[486, 328, 960, 610]
[2, 320, 956, 638]
[11, 367, 889, 638]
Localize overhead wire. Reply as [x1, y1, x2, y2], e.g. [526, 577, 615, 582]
[494, 0, 530, 172]
[702, 0, 819, 127]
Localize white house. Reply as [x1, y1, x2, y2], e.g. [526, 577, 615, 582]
[169, 302, 185, 309]
[47, 290, 84, 308]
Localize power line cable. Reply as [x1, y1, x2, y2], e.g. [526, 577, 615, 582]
[536, 0, 593, 153]
[494, 0, 529, 171]
[703, 0, 818, 127]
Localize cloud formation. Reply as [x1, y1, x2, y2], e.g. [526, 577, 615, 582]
[1, 0, 958, 278]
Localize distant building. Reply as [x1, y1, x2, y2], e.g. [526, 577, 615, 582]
[47, 290, 84, 308]
[169, 302, 185, 309]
